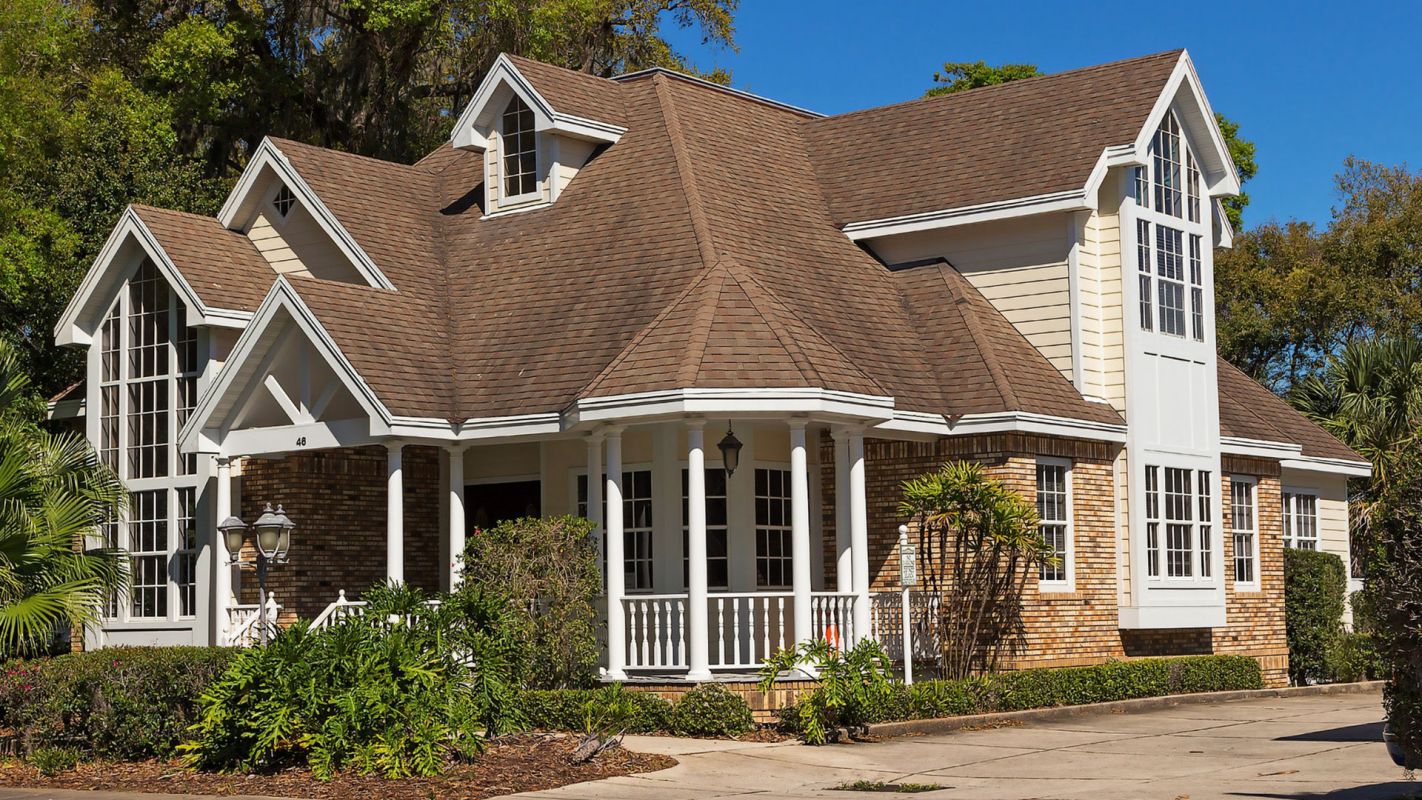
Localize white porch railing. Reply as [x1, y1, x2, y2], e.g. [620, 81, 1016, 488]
[223, 594, 281, 647]
[624, 594, 688, 669]
[870, 590, 941, 664]
[708, 592, 793, 669]
[309, 590, 443, 631]
[810, 591, 859, 648]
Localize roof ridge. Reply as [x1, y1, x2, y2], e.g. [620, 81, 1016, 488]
[267, 136, 429, 173]
[503, 53, 624, 86]
[678, 267, 727, 386]
[617, 67, 823, 118]
[721, 262, 822, 385]
[808, 49, 1184, 127]
[937, 263, 1020, 412]
[652, 74, 719, 271]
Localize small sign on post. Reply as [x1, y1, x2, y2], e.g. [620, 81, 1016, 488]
[897, 525, 916, 685]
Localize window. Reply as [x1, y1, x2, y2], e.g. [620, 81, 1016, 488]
[1137, 219, 1153, 332]
[682, 468, 729, 590]
[1189, 235, 1205, 342]
[1164, 467, 1193, 578]
[1198, 470, 1213, 579]
[1145, 466, 1160, 578]
[99, 307, 120, 471]
[1134, 165, 1150, 209]
[1186, 151, 1201, 223]
[272, 184, 297, 217]
[1155, 225, 1187, 337]
[176, 487, 198, 617]
[129, 490, 167, 619]
[1283, 491, 1319, 550]
[100, 521, 120, 619]
[126, 263, 170, 478]
[1231, 478, 1258, 587]
[500, 95, 537, 198]
[1145, 464, 1217, 582]
[1153, 112, 1183, 217]
[755, 467, 793, 588]
[623, 470, 654, 591]
[1036, 461, 1070, 587]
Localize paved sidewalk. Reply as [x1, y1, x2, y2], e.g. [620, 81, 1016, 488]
[512, 689, 1414, 800]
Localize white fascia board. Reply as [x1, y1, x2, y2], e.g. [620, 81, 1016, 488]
[221, 418, 377, 458]
[1220, 435, 1303, 460]
[449, 55, 624, 151]
[215, 139, 395, 291]
[566, 387, 896, 427]
[54, 208, 253, 346]
[1133, 52, 1241, 198]
[1279, 456, 1374, 479]
[842, 190, 1089, 241]
[180, 277, 394, 454]
[879, 409, 1127, 444]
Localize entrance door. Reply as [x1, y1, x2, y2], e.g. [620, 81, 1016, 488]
[465, 480, 541, 531]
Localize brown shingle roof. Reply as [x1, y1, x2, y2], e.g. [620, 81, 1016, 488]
[1217, 360, 1365, 462]
[801, 50, 1183, 226]
[131, 205, 273, 313]
[503, 55, 628, 127]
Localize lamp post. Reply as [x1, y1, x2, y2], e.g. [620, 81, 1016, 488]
[220, 503, 294, 646]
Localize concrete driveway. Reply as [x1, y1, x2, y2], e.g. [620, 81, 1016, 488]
[512, 689, 1416, 800]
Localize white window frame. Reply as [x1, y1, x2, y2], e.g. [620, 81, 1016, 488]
[1144, 463, 1219, 587]
[1035, 458, 1074, 592]
[1282, 488, 1320, 551]
[1229, 475, 1260, 591]
[269, 183, 298, 221]
[1135, 109, 1211, 344]
[681, 463, 729, 591]
[754, 465, 794, 589]
[499, 94, 540, 204]
[574, 464, 655, 593]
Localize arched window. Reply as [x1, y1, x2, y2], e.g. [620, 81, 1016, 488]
[1134, 111, 1209, 343]
[501, 95, 537, 198]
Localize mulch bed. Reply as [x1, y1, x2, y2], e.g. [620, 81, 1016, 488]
[0, 735, 676, 799]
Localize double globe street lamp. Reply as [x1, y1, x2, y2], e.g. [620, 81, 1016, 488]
[219, 503, 295, 646]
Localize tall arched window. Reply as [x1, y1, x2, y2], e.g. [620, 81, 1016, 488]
[1134, 111, 1209, 343]
[501, 96, 537, 198]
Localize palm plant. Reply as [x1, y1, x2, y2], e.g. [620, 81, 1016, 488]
[0, 342, 126, 657]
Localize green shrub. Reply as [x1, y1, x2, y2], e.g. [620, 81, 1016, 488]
[774, 655, 1262, 738]
[27, 746, 80, 776]
[521, 685, 672, 733]
[761, 638, 894, 744]
[182, 584, 520, 779]
[1284, 549, 1348, 685]
[0, 647, 234, 759]
[1326, 631, 1386, 683]
[667, 684, 754, 737]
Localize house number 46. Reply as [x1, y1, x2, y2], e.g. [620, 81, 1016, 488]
[295, 437, 307, 447]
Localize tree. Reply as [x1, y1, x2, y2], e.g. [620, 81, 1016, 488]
[924, 59, 1257, 228]
[0, 342, 126, 657]
[899, 461, 1047, 680]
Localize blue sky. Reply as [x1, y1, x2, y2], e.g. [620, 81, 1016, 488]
[663, 1, 1421, 230]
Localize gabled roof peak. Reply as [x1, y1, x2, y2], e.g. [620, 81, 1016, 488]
[617, 66, 823, 118]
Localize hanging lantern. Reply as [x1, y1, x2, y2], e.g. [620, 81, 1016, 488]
[717, 423, 743, 477]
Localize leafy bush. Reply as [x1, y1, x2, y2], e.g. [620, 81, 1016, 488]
[761, 638, 895, 744]
[521, 685, 672, 734]
[1326, 631, 1386, 683]
[1284, 549, 1347, 685]
[0, 647, 234, 759]
[774, 655, 1263, 739]
[667, 684, 754, 737]
[182, 584, 521, 779]
[461, 515, 601, 689]
[27, 746, 81, 776]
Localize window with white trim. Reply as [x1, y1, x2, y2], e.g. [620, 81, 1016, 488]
[1186, 151, 1201, 223]
[1198, 470, 1213, 579]
[682, 467, 729, 590]
[1135, 110, 1209, 342]
[1145, 464, 1217, 582]
[1155, 226, 1187, 337]
[1230, 478, 1258, 587]
[176, 487, 198, 617]
[129, 489, 167, 619]
[755, 467, 793, 588]
[1282, 491, 1319, 550]
[1137, 219, 1153, 332]
[272, 184, 297, 217]
[1145, 465, 1161, 578]
[1154, 112, 1184, 217]
[1164, 467, 1193, 578]
[1036, 460, 1071, 588]
[1189, 234, 1205, 342]
[500, 95, 537, 199]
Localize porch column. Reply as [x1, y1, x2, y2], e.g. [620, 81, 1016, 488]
[789, 420, 813, 646]
[213, 456, 233, 644]
[446, 445, 466, 588]
[386, 441, 404, 584]
[604, 427, 627, 680]
[849, 430, 871, 642]
[832, 429, 852, 593]
[685, 421, 712, 680]
[586, 433, 604, 584]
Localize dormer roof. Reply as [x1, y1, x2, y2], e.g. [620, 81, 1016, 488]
[448, 53, 627, 151]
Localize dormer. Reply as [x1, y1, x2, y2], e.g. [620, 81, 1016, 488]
[449, 54, 627, 216]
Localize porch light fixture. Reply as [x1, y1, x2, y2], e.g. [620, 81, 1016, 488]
[717, 423, 743, 477]
[219, 503, 296, 646]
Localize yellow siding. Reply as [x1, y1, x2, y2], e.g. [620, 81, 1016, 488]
[245, 205, 358, 283]
[1079, 172, 1127, 414]
[247, 212, 303, 275]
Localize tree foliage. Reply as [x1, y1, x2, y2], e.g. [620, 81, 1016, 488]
[898, 461, 1046, 681]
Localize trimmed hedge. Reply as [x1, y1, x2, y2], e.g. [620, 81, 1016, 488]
[666, 684, 755, 737]
[1284, 548, 1348, 685]
[777, 655, 1263, 732]
[522, 683, 756, 737]
[0, 647, 236, 759]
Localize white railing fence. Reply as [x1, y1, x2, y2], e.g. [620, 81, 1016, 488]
[623, 594, 688, 669]
[809, 592, 859, 649]
[870, 590, 941, 664]
[310, 589, 367, 629]
[708, 592, 793, 669]
[223, 594, 281, 647]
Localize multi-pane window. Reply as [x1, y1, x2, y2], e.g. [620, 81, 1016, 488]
[1036, 462, 1070, 586]
[175, 305, 199, 475]
[1164, 467, 1193, 578]
[1282, 491, 1319, 551]
[99, 308, 120, 470]
[1134, 166, 1150, 209]
[176, 487, 198, 617]
[272, 184, 297, 217]
[127, 264, 170, 479]
[501, 95, 537, 198]
[1189, 235, 1205, 342]
[1146, 465, 1219, 581]
[129, 490, 168, 619]
[1153, 112, 1183, 217]
[100, 522, 121, 619]
[682, 468, 729, 590]
[1231, 479, 1258, 586]
[1186, 151, 1201, 223]
[1198, 470, 1213, 579]
[623, 470, 654, 591]
[1155, 226, 1187, 337]
[1137, 219, 1153, 332]
[1145, 466, 1160, 578]
[755, 468, 793, 588]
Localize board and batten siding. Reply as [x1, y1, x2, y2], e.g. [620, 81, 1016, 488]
[868, 215, 1075, 381]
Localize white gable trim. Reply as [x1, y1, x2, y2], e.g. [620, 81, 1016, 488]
[449, 54, 625, 151]
[881, 409, 1128, 443]
[180, 277, 394, 455]
[54, 207, 254, 346]
[1131, 51, 1241, 197]
[215, 139, 395, 290]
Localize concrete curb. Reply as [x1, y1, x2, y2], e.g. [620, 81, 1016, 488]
[862, 680, 1385, 740]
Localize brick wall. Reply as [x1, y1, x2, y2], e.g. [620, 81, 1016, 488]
[1217, 469, 1290, 687]
[239, 445, 442, 622]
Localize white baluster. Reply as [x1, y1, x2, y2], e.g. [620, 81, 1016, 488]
[678, 599, 687, 666]
[716, 598, 726, 667]
[732, 597, 743, 666]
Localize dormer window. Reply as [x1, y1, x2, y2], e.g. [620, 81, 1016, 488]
[272, 184, 297, 218]
[1136, 110, 1209, 343]
[501, 96, 537, 199]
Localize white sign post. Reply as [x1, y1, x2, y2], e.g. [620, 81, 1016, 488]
[897, 524, 917, 685]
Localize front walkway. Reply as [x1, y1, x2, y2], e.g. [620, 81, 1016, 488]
[510, 689, 1410, 800]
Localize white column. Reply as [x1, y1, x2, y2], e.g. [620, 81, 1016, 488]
[685, 421, 711, 680]
[213, 456, 233, 644]
[386, 441, 404, 584]
[789, 420, 812, 646]
[604, 428, 627, 680]
[832, 429, 852, 594]
[447, 445, 466, 588]
[849, 430, 871, 642]
[586, 433, 604, 585]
